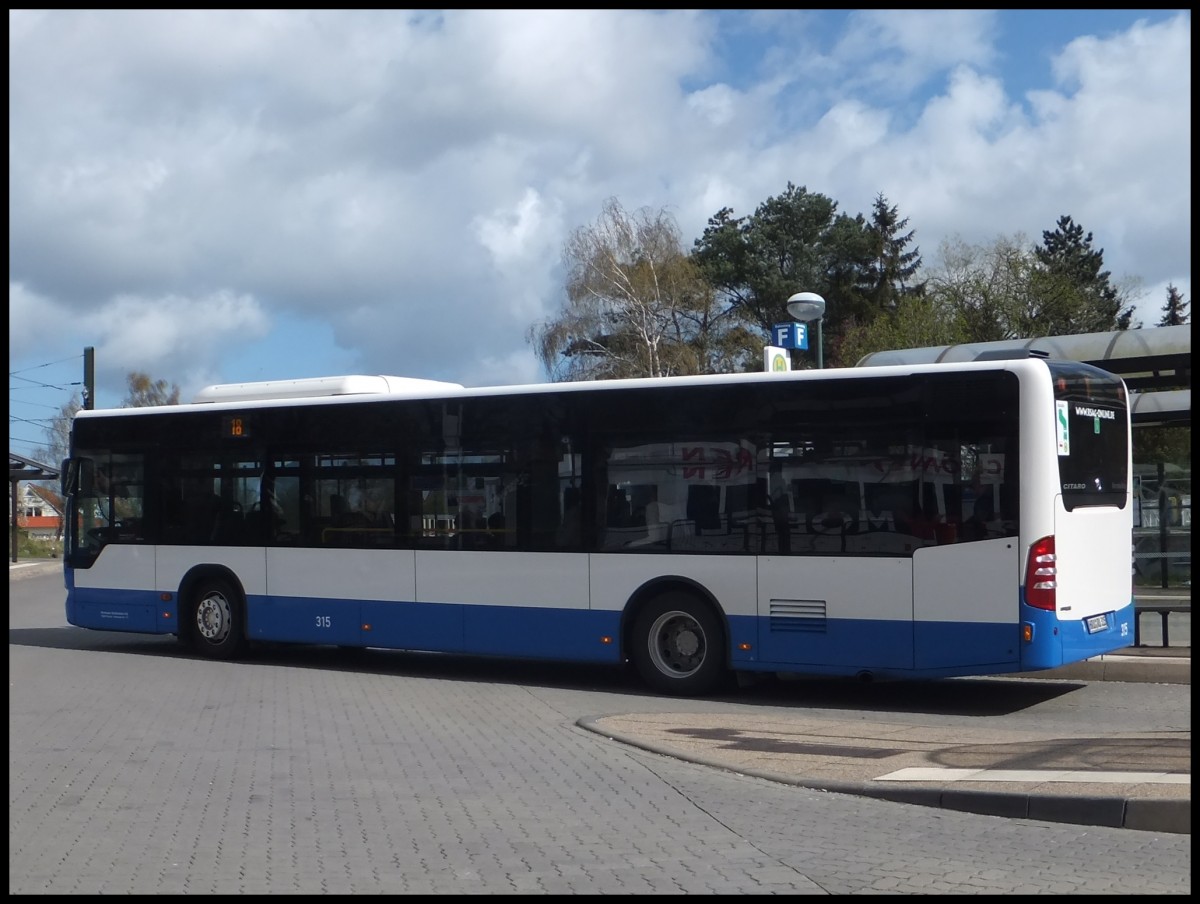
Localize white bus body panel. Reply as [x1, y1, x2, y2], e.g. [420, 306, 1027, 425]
[73, 544, 157, 593]
[588, 554, 757, 614]
[1054, 501, 1134, 618]
[416, 550, 589, 609]
[912, 537, 1021, 669]
[912, 538, 1019, 625]
[155, 547, 268, 596]
[757, 555, 913, 621]
[267, 548, 417, 602]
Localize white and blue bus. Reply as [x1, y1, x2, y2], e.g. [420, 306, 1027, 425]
[60, 354, 1134, 695]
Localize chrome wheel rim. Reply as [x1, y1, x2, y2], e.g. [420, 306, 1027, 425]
[647, 609, 705, 678]
[195, 591, 232, 644]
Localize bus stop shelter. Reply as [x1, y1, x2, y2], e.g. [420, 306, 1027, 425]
[9, 452, 60, 563]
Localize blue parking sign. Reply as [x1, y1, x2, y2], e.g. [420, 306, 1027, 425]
[771, 322, 808, 350]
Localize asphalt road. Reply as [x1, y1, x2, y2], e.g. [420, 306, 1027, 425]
[9, 565, 1191, 894]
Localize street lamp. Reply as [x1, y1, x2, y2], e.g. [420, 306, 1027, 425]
[786, 291, 826, 369]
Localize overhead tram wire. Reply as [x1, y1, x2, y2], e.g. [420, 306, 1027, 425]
[9, 353, 87, 459]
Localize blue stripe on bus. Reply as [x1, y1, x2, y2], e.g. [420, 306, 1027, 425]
[247, 595, 625, 665]
[745, 613, 919, 670]
[66, 586, 170, 634]
[65, 587, 1136, 679]
[735, 614, 1023, 678]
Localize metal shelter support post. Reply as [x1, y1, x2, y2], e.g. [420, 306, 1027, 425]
[10, 476, 18, 564]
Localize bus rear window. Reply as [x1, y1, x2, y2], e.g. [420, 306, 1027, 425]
[1049, 362, 1128, 510]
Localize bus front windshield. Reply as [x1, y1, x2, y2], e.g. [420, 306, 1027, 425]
[64, 451, 147, 560]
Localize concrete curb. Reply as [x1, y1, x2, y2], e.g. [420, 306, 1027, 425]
[578, 718, 1191, 836]
[7, 560, 61, 581]
[1015, 656, 1190, 685]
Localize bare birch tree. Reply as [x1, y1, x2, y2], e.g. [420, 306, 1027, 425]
[529, 198, 744, 381]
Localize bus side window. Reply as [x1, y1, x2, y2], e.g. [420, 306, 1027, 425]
[162, 486, 185, 541]
[606, 486, 630, 527]
[999, 481, 1018, 525]
[557, 487, 581, 547]
[686, 485, 721, 533]
[184, 489, 222, 544]
[962, 495, 994, 541]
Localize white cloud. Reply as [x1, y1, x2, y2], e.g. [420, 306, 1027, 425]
[7, 8, 1190, 430]
[834, 10, 1000, 98]
[10, 282, 59, 352]
[78, 290, 270, 387]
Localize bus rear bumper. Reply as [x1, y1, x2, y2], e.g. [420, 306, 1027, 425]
[1020, 599, 1136, 671]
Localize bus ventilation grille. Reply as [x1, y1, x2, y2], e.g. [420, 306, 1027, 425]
[769, 599, 827, 633]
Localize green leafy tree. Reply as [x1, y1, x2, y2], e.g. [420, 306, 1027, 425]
[691, 185, 922, 368]
[922, 234, 1043, 342]
[918, 229, 1143, 343]
[691, 183, 841, 335]
[1134, 426, 1190, 490]
[541, 190, 1157, 378]
[1157, 284, 1189, 326]
[838, 295, 969, 366]
[528, 198, 735, 381]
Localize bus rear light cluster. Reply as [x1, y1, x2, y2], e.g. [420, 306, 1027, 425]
[1025, 535, 1057, 611]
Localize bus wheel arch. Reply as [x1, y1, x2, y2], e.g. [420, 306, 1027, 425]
[624, 579, 729, 696]
[178, 566, 248, 660]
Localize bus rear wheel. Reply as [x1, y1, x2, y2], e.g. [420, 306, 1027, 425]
[186, 577, 247, 660]
[631, 592, 726, 696]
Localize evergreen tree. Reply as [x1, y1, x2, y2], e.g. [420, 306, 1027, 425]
[691, 182, 898, 367]
[861, 192, 923, 314]
[692, 183, 841, 338]
[1033, 215, 1136, 333]
[1158, 284, 1190, 325]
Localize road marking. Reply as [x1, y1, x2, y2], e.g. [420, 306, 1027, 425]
[877, 767, 1189, 784]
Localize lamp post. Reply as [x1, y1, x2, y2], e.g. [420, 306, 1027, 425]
[786, 292, 826, 369]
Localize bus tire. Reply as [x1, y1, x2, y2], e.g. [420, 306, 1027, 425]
[631, 591, 726, 696]
[186, 576, 247, 660]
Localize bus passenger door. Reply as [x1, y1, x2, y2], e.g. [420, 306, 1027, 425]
[911, 538, 1020, 671]
[259, 467, 417, 647]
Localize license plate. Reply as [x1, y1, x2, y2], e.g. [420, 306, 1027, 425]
[1086, 614, 1109, 634]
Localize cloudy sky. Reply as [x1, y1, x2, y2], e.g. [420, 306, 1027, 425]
[8, 9, 1191, 459]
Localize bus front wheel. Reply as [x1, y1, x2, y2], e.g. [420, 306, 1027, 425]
[185, 577, 247, 660]
[631, 592, 726, 696]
